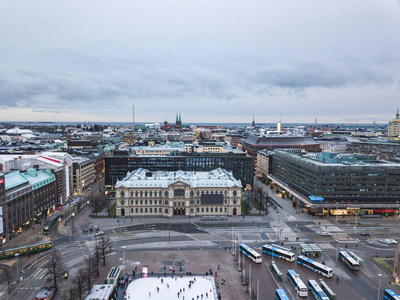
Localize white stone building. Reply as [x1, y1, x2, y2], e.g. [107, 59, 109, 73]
[115, 168, 242, 217]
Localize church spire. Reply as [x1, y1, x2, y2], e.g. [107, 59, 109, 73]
[252, 114, 255, 128]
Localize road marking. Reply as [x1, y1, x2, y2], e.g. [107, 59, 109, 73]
[318, 243, 335, 249]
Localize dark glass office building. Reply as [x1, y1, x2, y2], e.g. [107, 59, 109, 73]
[270, 151, 400, 212]
[105, 152, 254, 188]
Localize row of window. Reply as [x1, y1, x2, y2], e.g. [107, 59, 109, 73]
[125, 206, 230, 214]
[120, 199, 238, 206]
[119, 189, 238, 198]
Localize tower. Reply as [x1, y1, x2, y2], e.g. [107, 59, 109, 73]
[252, 114, 255, 128]
[132, 105, 135, 129]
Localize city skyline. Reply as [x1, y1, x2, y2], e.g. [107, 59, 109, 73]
[1, 1, 400, 123]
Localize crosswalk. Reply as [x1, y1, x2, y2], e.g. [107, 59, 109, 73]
[49, 233, 67, 240]
[318, 243, 335, 249]
[32, 268, 50, 280]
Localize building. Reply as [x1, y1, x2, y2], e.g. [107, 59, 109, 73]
[268, 151, 400, 215]
[115, 168, 242, 217]
[105, 151, 253, 188]
[72, 157, 94, 193]
[388, 109, 400, 138]
[317, 140, 348, 153]
[224, 133, 243, 148]
[0, 169, 56, 243]
[242, 135, 321, 158]
[347, 139, 400, 161]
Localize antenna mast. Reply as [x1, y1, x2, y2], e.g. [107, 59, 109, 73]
[132, 105, 135, 129]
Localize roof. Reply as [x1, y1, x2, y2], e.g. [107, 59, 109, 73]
[244, 135, 319, 146]
[4, 172, 29, 190]
[116, 168, 242, 189]
[85, 284, 114, 300]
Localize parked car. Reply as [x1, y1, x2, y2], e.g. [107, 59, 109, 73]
[360, 232, 371, 236]
[95, 231, 105, 237]
[379, 239, 397, 245]
[321, 231, 332, 236]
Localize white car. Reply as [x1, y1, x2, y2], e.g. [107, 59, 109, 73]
[379, 239, 397, 245]
[95, 231, 105, 237]
[321, 231, 332, 236]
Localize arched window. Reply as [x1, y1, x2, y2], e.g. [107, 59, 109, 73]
[149, 208, 152, 213]
[224, 207, 227, 212]
[165, 191, 168, 197]
[121, 199, 125, 205]
[190, 191, 194, 196]
[130, 200, 133, 205]
[145, 208, 148, 213]
[159, 191, 162, 197]
[197, 191, 200, 196]
[165, 208, 168, 213]
[190, 200, 194, 205]
[210, 207, 213, 212]
[131, 191, 134, 197]
[159, 207, 162, 213]
[220, 207, 223, 212]
[201, 207, 204, 212]
[233, 190, 237, 197]
[145, 191, 147, 197]
[149, 191, 152, 197]
[197, 207, 199, 212]
[140, 200, 143, 205]
[140, 191, 143, 197]
[164, 200, 168, 205]
[150, 200, 152, 205]
[190, 208, 194, 213]
[233, 199, 237, 205]
[131, 208, 133, 213]
[159, 200, 162, 205]
[136, 191, 138, 197]
[136, 200, 138, 205]
[174, 189, 185, 197]
[120, 191, 125, 198]
[135, 208, 138, 213]
[145, 200, 148, 205]
[140, 208, 143, 213]
[224, 191, 227, 196]
[224, 199, 227, 205]
[206, 207, 209, 212]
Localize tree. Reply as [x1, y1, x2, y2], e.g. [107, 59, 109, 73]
[92, 244, 101, 277]
[97, 235, 112, 266]
[71, 267, 87, 300]
[48, 250, 65, 291]
[4, 266, 14, 293]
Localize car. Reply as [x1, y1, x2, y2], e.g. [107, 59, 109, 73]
[95, 231, 105, 236]
[379, 239, 397, 245]
[360, 232, 371, 236]
[321, 231, 332, 236]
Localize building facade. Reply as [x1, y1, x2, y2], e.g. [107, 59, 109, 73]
[269, 151, 400, 214]
[105, 152, 254, 188]
[388, 109, 400, 138]
[0, 169, 56, 243]
[72, 157, 94, 193]
[115, 168, 242, 217]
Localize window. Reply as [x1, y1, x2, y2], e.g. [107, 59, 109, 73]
[220, 207, 222, 212]
[149, 208, 152, 213]
[120, 191, 125, 198]
[224, 199, 227, 204]
[233, 199, 237, 205]
[136, 200, 138, 205]
[159, 200, 162, 205]
[190, 200, 194, 205]
[159, 208, 162, 213]
[131, 191, 134, 197]
[145, 191, 147, 197]
[140, 191, 143, 197]
[201, 208, 204, 212]
[140, 200, 143, 205]
[165, 191, 168, 197]
[197, 208, 199, 212]
[131, 208, 133, 213]
[145, 200, 148, 205]
[150, 191, 152, 197]
[197, 200, 200, 205]
[190, 208, 194, 213]
[140, 208, 143, 213]
[150, 200, 152, 205]
[136, 208, 138, 213]
[121, 199, 125, 205]
[145, 208, 148, 213]
[206, 207, 209, 212]
[233, 190, 237, 197]
[174, 189, 185, 197]
[165, 208, 168, 213]
[190, 191, 194, 196]
[130, 200, 133, 205]
[224, 207, 227, 212]
[165, 200, 168, 205]
[136, 191, 138, 197]
[210, 207, 213, 212]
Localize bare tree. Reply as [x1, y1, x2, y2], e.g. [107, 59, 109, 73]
[84, 255, 96, 292]
[4, 266, 14, 293]
[92, 245, 101, 277]
[71, 267, 87, 300]
[48, 250, 65, 291]
[97, 235, 112, 266]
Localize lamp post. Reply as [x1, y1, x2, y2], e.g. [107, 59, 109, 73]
[277, 211, 280, 242]
[397, 201, 399, 223]
[122, 246, 126, 268]
[377, 273, 382, 300]
[168, 214, 172, 243]
[15, 253, 20, 280]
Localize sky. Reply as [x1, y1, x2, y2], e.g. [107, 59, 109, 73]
[1, 0, 400, 124]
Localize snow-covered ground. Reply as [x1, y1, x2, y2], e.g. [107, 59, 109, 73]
[125, 276, 218, 300]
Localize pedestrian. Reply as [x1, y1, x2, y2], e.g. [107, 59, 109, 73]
[149, 292, 151, 296]
[167, 284, 170, 288]
[206, 292, 208, 298]
[337, 277, 339, 282]
[183, 288, 185, 292]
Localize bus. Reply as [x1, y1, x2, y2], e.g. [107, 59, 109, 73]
[0, 241, 52, 260]
[239, 244, 262, 263]
[287, 270, 308, 297]
[384, 289, 400, 300]
[43, 214, 61, 234]
[319, 279, 336, 300]
[338, 251, 359, 271]
[296, 255, 333, 278]
[262, 244, 295, 262]
[308, 280, 330, 300]
[275, 289, 290, 300]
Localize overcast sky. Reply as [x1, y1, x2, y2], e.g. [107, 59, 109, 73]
[1, 0, 400, 124]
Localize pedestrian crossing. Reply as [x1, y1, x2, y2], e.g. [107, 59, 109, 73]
[32, 268, 50, 280]
[318, 243, 335, 250]
[49, 233, 67, 240]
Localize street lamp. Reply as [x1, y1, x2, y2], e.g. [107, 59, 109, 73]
[15, 253, 20, 280]
[122, 246, 126, 267]
[168, 214, 172, 243]
[377, 273, 382, 300]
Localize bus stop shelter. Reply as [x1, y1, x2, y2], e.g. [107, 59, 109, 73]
[299, 243, 323, 258]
